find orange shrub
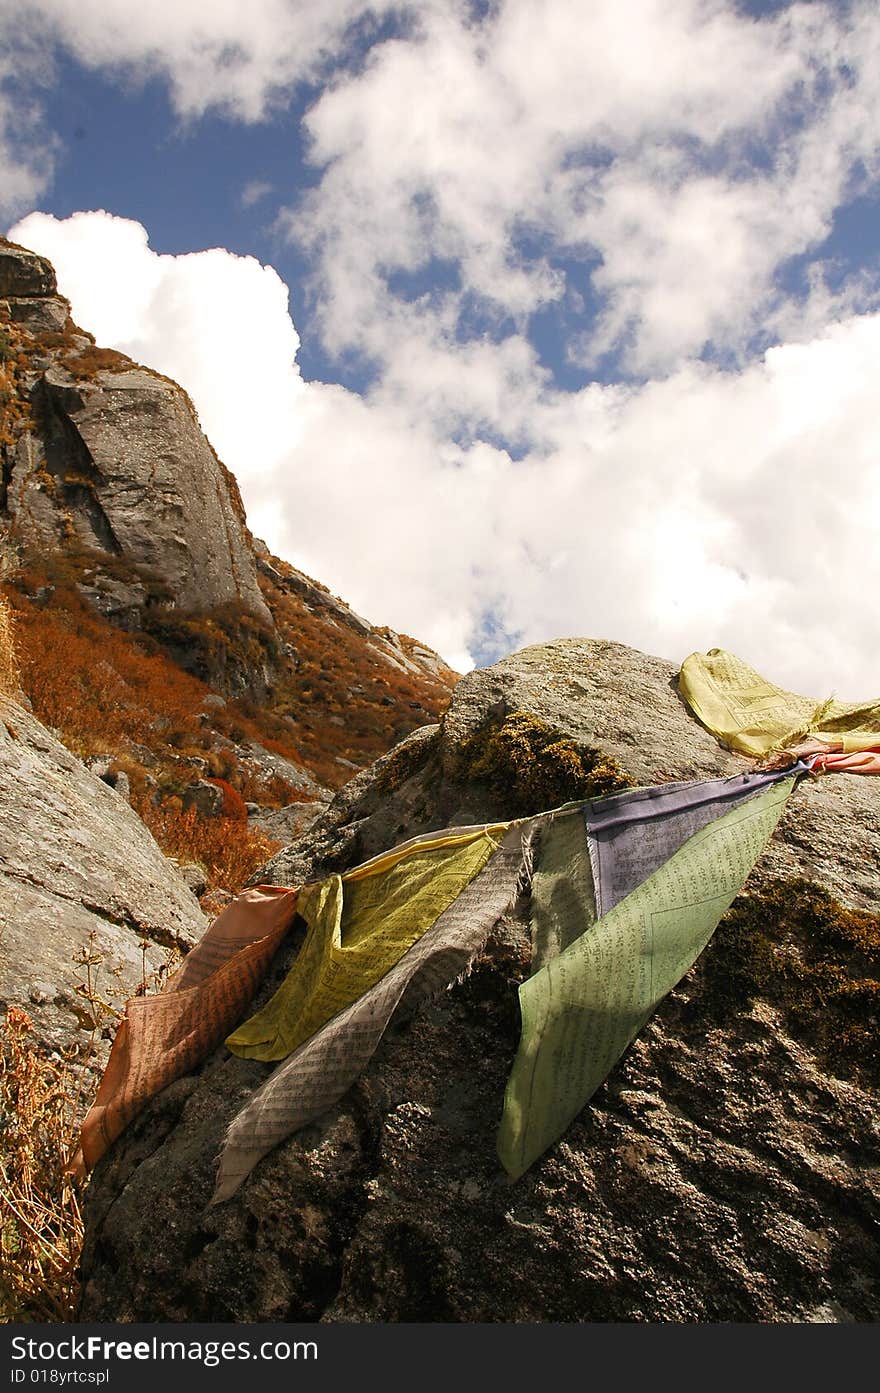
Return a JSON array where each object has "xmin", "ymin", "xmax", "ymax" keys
[
  {"xmin": 205, "ymin": 777, "xmax": 248, "ymax": 822},
  {"xmin": 61, "ymin": 346, "xmax": 133, "ymax": 380},
  {"xmin": 9, "ymin": 582, "xmax": 205, "ymax": 757},
  {"xmin": 137, "ymin": 799, "xmax": 281, "ymax": 894}
]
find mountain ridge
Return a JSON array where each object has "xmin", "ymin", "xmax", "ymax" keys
[{"xmin": 0, "ymin": 234, "xmax": 458, "ymax": 901}]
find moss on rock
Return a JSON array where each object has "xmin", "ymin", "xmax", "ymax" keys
[
  {"xmin": 376, "ymin": 728, "xmax": 440, "ymax": 795},
  {"xmin": 452, "ymin": 709, "xmax": 634, "ymax": 817},
  {"xmin": 697, "ymin": 877, "xmax": 880, "ymax": 1085}
]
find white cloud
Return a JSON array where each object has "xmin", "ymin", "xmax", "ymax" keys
[
  {"xmin": 17, "ymin": 0, "xmax": 409, "ymax": 121},
  {"xmin": 240, "ymin": 180, "xmax": 273, "ymax": 209},
  {"xmin": 292, "ymin": 0, "xmax": 880, "ymax": 376},
  {"xmin": 9, "ymin": 2, "xmax": 880, "ymax": 381},
  {"xmin": 0, "ymin": 106, "xmax": 54, "ymax": 224},
  {"xmin": 6, "ymin": 5, "xmax": 880, "ymax": 701},
  {"xmin": 9, "ymin": 211, "xmax": 880, "ymax": 703},
  {"xmin": 0, "ymin": 20, "xmax": 58, "ymax": 221}
]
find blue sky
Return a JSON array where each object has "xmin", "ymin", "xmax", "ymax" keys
[
  {"xmin": 3, "ymin": 1, "xmax": 880, "ymax": 693},
  {"xmin": 35, "ymin": 52, "xmax": 334, "ymax": 381}
]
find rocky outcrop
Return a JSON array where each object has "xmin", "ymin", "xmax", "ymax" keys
[
  {"xmin": 5, "ymin": 364, "xmax": 271, "ymax": 624},
  {"xmin": 77, "ymin": 639, "xmax": 880, "ymax": 1322},
  {"xmin": 1, "ymin": 234, "xmax": 269, "ymax": 634},
  {"xmin": 0, "ymin": 693, "xmax": 205, "ymax": 1073},
  {"xmin": 1, "ymin": 235, "xmax": 455, "ymax": 773},
  {"xmin": 254, "ymin": 544, "xmax": 371, "ymax": 639},
  {"xmin": 246, "ymin": 797, "xmax": 331, "ymax": 845},
  {"xmin": 0, "ymin": 241, "xmax": 56, "ymax": 299},
  {"xmin": 251, "ymin": 544, "xmax": 459, "ymax": 695}
]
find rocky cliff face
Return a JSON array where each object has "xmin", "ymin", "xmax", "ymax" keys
[
  {"xmin": 77, "ymin": 639, "xmax": 880, "ymax": 1322},
  {"xmin": 1, "ymin": 239, "xmax": 269, "ymax": 626}
]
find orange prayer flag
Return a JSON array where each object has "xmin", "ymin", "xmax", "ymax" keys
[{"xmin": 78, "ymin": 885, "xmax": 297, "ymax": 1171}]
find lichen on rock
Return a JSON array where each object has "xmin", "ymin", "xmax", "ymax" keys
[{"xmin": 696, "ymin": 876, "xmax": 880, "ymax": 1085}]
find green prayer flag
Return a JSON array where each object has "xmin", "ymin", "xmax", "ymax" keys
[
  {"xmin": 529, "ymin": 807, "xmax": 597, "ymax": 972},
  {"xmin": 497, "ymin": 776, "xmax": 796, "ymax": 1179}
]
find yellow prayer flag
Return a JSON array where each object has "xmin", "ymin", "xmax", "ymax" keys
[
  {"xmin": 226, "ymin": 825, "xmax": 507, "ymax": 1062},
  {"xmin": 679, "ymin": 649, "xmax": 880, "ymax": 757}
]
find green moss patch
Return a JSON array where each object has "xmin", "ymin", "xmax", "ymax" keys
[
  {"xmin": 453, "ymin": 709, "xmax": 634, "ymax": 817},
  {"xmin": 696, "ymin": 877, "xmax": 880, "ymax": 1086}
]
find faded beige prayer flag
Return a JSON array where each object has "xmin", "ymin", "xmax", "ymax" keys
[
  {"xmin": 214, "ymin": 823, "xmax": 531, "ymax": 1202},
  {"xmin": 78, "ymin": 885, "xmax": 297, "ymax": 1171}
]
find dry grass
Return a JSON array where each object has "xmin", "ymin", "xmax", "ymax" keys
[
  {"xmin": 0, "ymin": 1008, "xmax": 83, "ymax": 1321},
  {"xmin": 0, "ymin": 927, "xmax": 179, "ymax": 1323},
  {"xmin": 9, "ymin": 579, "xmax": 206, "ymax": 756},
  {"xmin": 0, "ymin": 593, "xmax": 17, "ymax": 696},
  {"xmin": 60, "ymin": 346, "xmax": 133, "ymax": 380}
]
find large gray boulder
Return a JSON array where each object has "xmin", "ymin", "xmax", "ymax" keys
[
  {"xmin": 77, "ymin": 640, "xmax": 879, "ymax": 1322},
  {"xmin": 0, "ymin": 694, "xmax": 205, "ymax": 1073},
  {"xmin": 265, "ymin": 638, "xmax": 879, "ymax": 912}
]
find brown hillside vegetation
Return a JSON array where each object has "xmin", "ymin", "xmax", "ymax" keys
[
  {"xmin": 252, "ymin": 559, "xmax": 457, "ymax": 786},
  {"xmin": 4, "ymin": 548, "xmax": 456, "ymax": 789},
  {"xmin": 3, "ymin": 572, "xmax": 283, "ymax": 896},
  {"xmin": 2, "ymin": 547, "xmax": 457, "ymax": 899}
]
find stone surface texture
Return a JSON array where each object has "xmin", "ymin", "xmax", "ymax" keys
[
  {"xmin": 0, "ymin": 694, "xmax": 205, "ymax": 1069},
  {"xmin": 78, "ymin": 640, "xmax": 880, "ymax": 1322},
  {"xmin": 6, "ymin": 364, "xmax": 270, "ymax": 623},
  {"xmin": 0, "ymin": 242, "xmax": 56, "ymax": 298}
]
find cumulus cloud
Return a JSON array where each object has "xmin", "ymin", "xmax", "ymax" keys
[
  {"xmin": 8, "ymin": 2, "xmax": 880, "ymax": 378},
  {"xmin": 6, "ymin": 4, "xmax": 880, "ymax": 697},
  {"xmin": 291, "ymin": 0, "xmax": 880, "ymax": 379},
  {"xmin": 17, "ymin": 0, "xmax": 408, "ymax": 121},
  {"xmin": 10, "ymin": 211, "xmax": 880, "ymax": 700}
]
